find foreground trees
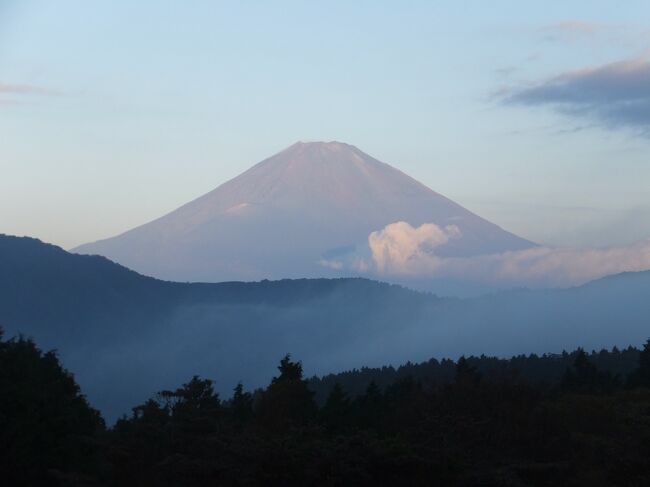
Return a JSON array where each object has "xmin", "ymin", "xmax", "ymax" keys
[
  {"xmin": 628, "ymin": 338, "xmax": 650, "ymax": 388},
  {"xmin": 106, "ymin": 350, "xmax": 650, "ymax": 486},
  {"xmin": 0, "ymin": 329, "xmax": 104, "ymax": 485},
  {"xmin": 4, "ymin": 329, "xmax": 650, "ymax": 485}
]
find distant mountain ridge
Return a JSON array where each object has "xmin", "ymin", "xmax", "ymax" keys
[
  {"xmin": 1, "ymin": 234, "xmax": 436, "ymax": 419},
  {"xmin": 3, "ymin": 234, "xmax": 650, "ymax": 421},
  {"xmin": 73, "ymin": 141, "xmax": 535, "ymax": 282},
  {"xmin": 1, "ymin": 234, "xmax": 426, "ymax": 345}
]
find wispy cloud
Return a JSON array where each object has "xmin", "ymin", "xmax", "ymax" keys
[
  {"xmin": 0, "ymin": 98, "xmax": 25, "ymax": 106},
  {"xmin": 538, "ymin": 20, "xmax": 644, "ymax": 46},
  {"xmin": 542, "ymin": 21, "xmax": 609, "ymax": 40},
  {"xmin": 0, "ymin": 81, "xmax": 61, "ymax": 105},
  {"xmin": 498, "ymin": 55, "xmax": 650, "ymax": 134},
  {"xmin": 358, "ymin": 222, "xmax": 650, "ymax": 288},
  {"xmin": 318, "ymin": 259, "xmax": 344, "ymax": 270}
]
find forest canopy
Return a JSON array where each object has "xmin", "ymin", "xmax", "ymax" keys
[{"xmin": 3, "ymin": 328, "xmax": 650, "ymax": 486}]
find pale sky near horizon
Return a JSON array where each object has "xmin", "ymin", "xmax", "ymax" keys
[{"xmin": 2, "ymin": 1, "xmax": 650, "ymax": 250}]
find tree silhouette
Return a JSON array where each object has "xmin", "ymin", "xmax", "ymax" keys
[
  {"xmin": 627, "ymin": 338, "xmax": 650, "ymax": 388},
  {"xmin": 159, "ymin": 376, "xmax": 222, "ymax": 439},
  {"xmin": 0, "ymin": 329, "xmax": 104, "ymax": 484},
  {"xmin": 161, "ymin": 376, "xmax": 221, "ymax": 416},
  {"xmin": 255, "ymin": 354, "xmax": 316, "ymax": 431},
  {"xmin": 356, "ymin": 380, "xmax": 384, "ymax": 429},
  {"xmin": 455, "ymin": 356, "xmax": 482, "ymax": 386},
  {"xmin": 561, "ymin": 348, "xmax": 618, "ymax": 393},
  {"xmin": 320, "ymin": 383, "xmax": 352, "ymax": 432},
  {"xmin": 230, "ymin": 381, "xmax": 253, "ymax": 423}
]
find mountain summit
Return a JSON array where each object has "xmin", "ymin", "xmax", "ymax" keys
[{"xmin": 73, "ymin": 142, "xmax": 535, "ymax": 282}]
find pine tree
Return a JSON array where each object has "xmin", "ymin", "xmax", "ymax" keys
[
  {"xmin": 455, "ymin": 356, "xmax": 481, "ymax": 386},
  {"xmin": 158, "ymin": 376, "xmax": 221, "ymax": 440},
  {"xmin": 255, "ymin": 354, "xmax": 316, "ymax": 431},
  {"xmin": 321, "ymin": 383, "xmax": 351, "ymax": 432},
  {"xmin": 562, "ymin": 349, "xmax": 618, "ymax": 393},
  {"xmin": 627, "ymin": 338, "xmax": 650, "ymax": 388},
  {"xmin": 231, "ymin": 382, "xmax": 253, "ymax": 422},
  {"xmin": 355, "ymin": 380, "xmax": 384, "ymax": 429}
]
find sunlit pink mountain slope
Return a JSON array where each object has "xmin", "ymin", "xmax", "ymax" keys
[{"xmin": 73, "ymin": 141, "xmax": 535, "ymax": 281}]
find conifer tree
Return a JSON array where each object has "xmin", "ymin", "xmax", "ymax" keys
[
  {"xmin": 231, "ymin": 381, "xmax": 253, "ymax": 422},
  {"xmin": 627, "ymin": 338, "xmax": 650, "ymax": 388},
  {"xmin": 455, "ymin": 356, "xmax": 481, "ymax": 386},
  {"xmin": 562, "ymin": 349, "xmax": 618, "ymax": 393},
  {"xmin": 0, "ymin": 329, "xmax": 104, "ymax": 484},
  {"xmin": 321, "ymin": 383, "xmax": 351, "ymax": 432},
  {"xmin": 255, "ymin": 354, "xmax": 316, "ymax": 431}
]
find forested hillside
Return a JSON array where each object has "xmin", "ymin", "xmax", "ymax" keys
[{"xmin": 309, "ymin": 346, "xmax": 641, "ymax": 403}]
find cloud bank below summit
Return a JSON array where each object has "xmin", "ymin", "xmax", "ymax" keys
[{"xmin": 329, "ymin": 221, "xmax": 650, "ymax": 288}]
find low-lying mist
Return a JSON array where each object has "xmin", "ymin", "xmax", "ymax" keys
[{"xmin": 57, "ymin": 274, "xmax": 650, "ymax": 422}]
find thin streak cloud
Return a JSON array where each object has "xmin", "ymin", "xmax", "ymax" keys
[
  {"xmin": 542, "ymin": 20, "xmax": 607, "ymax": 39},
  {"xmin": 0, "ymin": 82, "xmax": 60, "ymax": 96}
]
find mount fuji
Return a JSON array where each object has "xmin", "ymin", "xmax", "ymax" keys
[{"xmin": 73, "ymin": 141, "xmax": 535, "ymax": 282}]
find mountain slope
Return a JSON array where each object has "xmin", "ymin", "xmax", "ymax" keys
[{"xmin": 73, "ymin": 141, "xmax": 534, "ymax": 282}]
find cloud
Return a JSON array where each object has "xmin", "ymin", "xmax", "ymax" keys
[
  {"xmin": 445, "ymin": 242, "xmax": 650, "ymax": 287},
  {"xmin": 539, "ymin": 20, "xmax": 643, "ymax": 46},
  {"xmin": 499, "ymin": 55, "xmax": 650, "ymax": 133},
  {"xmin": 318, "ymin": 259, "xmax": 343, "ymax": 270},
  {"xmin": 0, "ymin": 82, "xmax": 59, "ymax": 96},
  {"xmin": 541, "ymin": 21, "xmax": 609, "ymax": 41},
  {"xmin": 0, "ymin": 98, "xmax": 24, "ymax": 106},
  {"xmin": 367, "ymin": 221, "xmax": 460, "ymax": 275},
  {"xmin": 365, "ymin": 222, "xmax": 650, "ymax": 288}
]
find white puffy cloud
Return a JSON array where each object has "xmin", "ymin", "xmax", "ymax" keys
[
  {"xmin": 366, "ymin": 221, "xmax": 650, "ymax": 287},
  {"xmin": 367, "ymin": 221, "xmax": 460, "ymax": 275}
]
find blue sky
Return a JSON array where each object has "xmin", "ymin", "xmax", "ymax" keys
[{"xmin": 1, "ymin": 0, "xmax": 650, "ymax": 249}]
